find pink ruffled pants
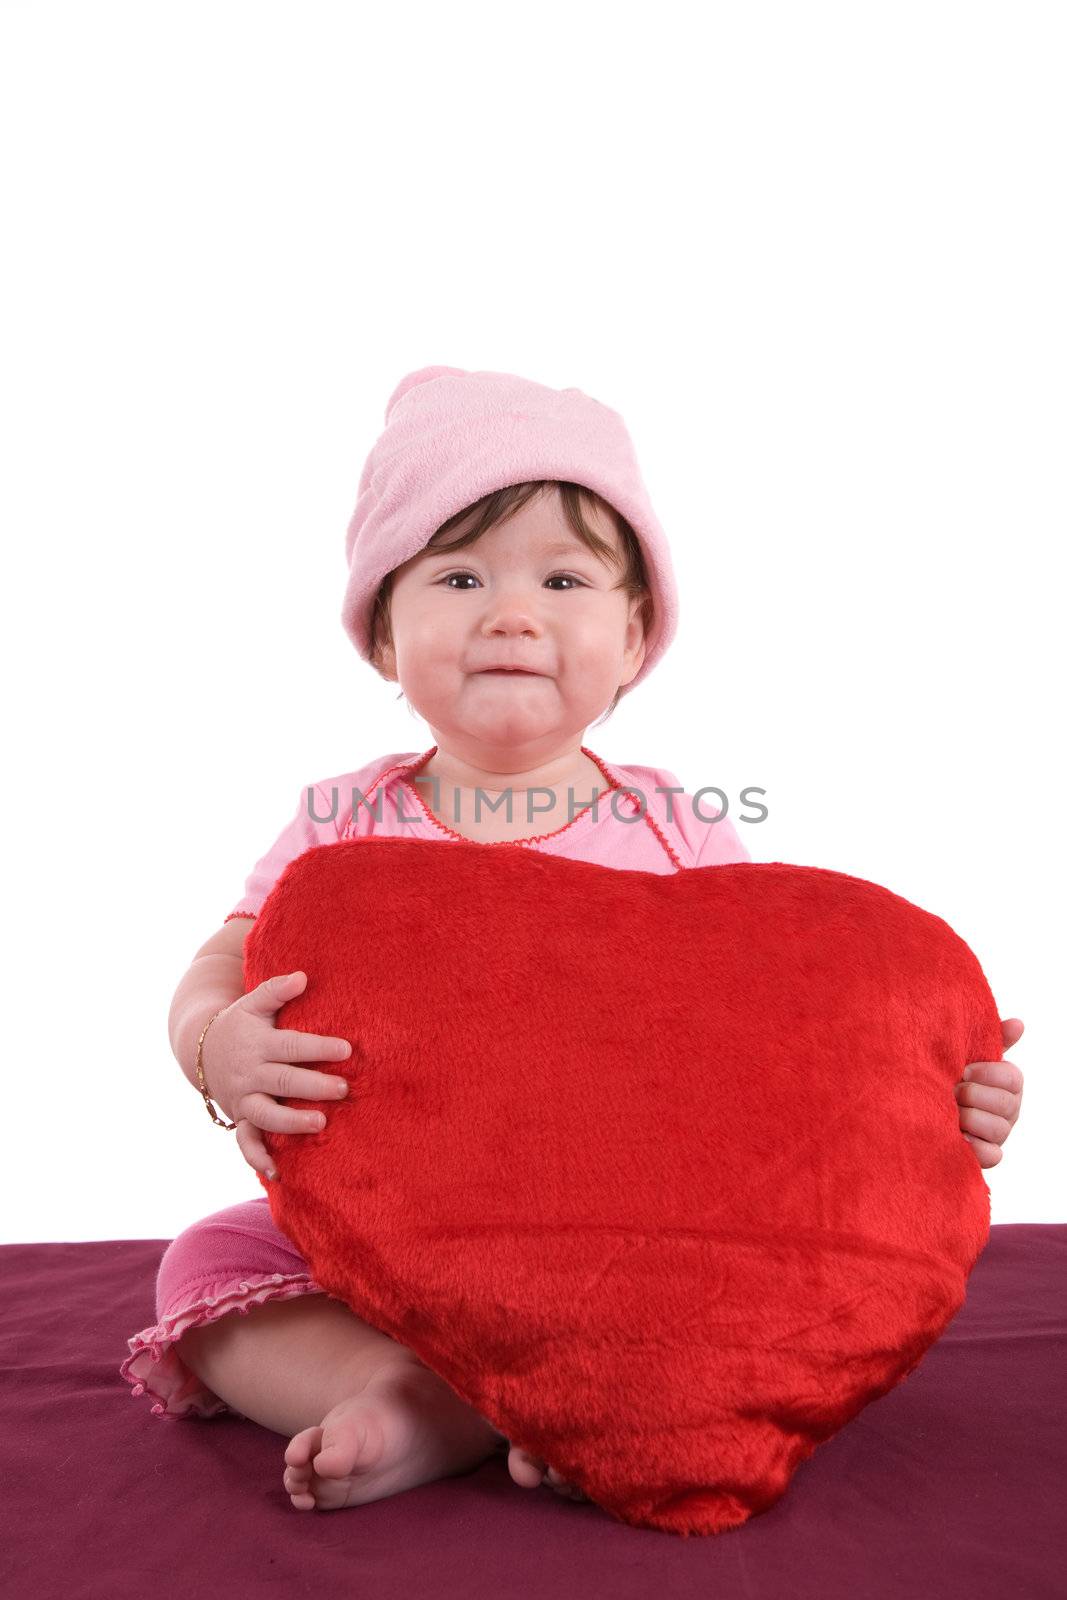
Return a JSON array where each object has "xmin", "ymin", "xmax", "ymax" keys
[{"xmin": 120, "ymin": 1196, "xmax": 331, "ymax": 1419}]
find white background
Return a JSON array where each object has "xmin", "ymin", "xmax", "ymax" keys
[{"xmin": 2, "ymin": 1, "xmax": 1062, "ymax": 1241}]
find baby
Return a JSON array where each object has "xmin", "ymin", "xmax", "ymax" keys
[{"xmin": 122, "ymin": 367, "xmax": 1022, "ymax": 1515}]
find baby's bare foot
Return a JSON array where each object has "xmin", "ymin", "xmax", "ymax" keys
[
  {"xmin": 507, "ymin": 1445, "xmax": 589, "ymax": 1502},
  {"xmin": 283, "ymin": 1356, "xmax": 504, "ymax": 1511}
]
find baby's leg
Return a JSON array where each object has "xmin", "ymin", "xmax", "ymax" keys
[
  {"xmin": 123, "ymin": 1198, "xmax": 581, "ymax": 1508},
  {"xmin": 180, "ymin": 1290, "xmax": 507, "ymax": 1510},
  {"xmin": 178, "ymin": 1288, "xmax": 428, "ymax": 1434}
]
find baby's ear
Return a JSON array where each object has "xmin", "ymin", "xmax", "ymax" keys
[
  {"xmin": 372, "ymin": 640, "xmax": 399, "ymax": 682},
  {"xmin": 622, "ymin": 605, "xmax": 647, "ymax": 682}
]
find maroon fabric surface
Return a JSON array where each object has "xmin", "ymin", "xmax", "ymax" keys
[{"xmin": 1, "ymin": 1223, "xmax": 1064, "ymax": 1599}]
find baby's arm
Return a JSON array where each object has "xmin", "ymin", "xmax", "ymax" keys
[
  {"xmin": 168, "ymin": 918, "xmax": 353, "ymax": 1177},
  {"xmin": 168, "ymin": 918, "xmax": 249, "ymax": 1093}
]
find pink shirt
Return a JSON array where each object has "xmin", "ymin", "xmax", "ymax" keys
[{"xmin": 224, "ymin": 744, "xmax": 753, "ymax": 923}]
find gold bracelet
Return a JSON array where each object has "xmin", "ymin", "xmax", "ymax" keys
[{"xmin": 195, "ymin": 1009, "xmax": 237, "ymax": 1129}]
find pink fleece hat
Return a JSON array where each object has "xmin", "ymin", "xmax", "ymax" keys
[{"xmin": 342, "ymin": 366, "xmax": 679, "ymax": 696}]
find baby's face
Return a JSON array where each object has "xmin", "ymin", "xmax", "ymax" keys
[{"xmin": 377, "ymin": 493, "xmax": 645, "ymax": 756}]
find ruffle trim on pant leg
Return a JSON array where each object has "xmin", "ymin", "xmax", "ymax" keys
[{"xmin": 119, "ymin": 1271, "xmax": 324, "ymax": 1419}]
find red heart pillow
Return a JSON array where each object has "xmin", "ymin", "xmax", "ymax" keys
[{"xmin": 244, "ymin": 838, "xmax": 998, "ymax": 1536}]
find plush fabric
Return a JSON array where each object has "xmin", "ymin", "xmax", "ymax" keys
[{"xmin": 243, "ymin": 837, "xmax": 1000, "ymax": 1537}]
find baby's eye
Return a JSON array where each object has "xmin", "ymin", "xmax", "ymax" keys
[{"xmin": 439, "ymin": 572, "xmax": 585, "ymax": 590}]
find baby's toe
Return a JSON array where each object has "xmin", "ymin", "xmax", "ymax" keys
[
  {"xmin": 545, "ymin": 1466, "xmax": 587, "ymax": 1501},
  {"xmin": 284, "ymin": 1424, "xmax": 322, "ymax": 1470},
  {"xmin": 283, "ymin": 1425, "xmax": 323, "ymax": 1510},
  {"xmin": 283, "ymin": 1467, "xmax": 316, "ymax": 1511},
  {"xmin": 507, "ymin": 1446, "xmax": 546, "ymax": 1488}
]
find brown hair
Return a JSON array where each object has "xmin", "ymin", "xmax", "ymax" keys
[{"xmin": 369, "ymin": 480, "xmax": 652, "ymax": 725}]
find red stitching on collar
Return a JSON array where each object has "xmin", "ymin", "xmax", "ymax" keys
[{"xmin": 350, "ymin": 744, "xmax": 682, "ymax": 868}]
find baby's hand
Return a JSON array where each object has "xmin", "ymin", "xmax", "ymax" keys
[
  {"xmin": 954, "ymin": 1016, "xmax": 1025, "ymax": 1169},
  {"xmin": 200, "ymin": 970, "xmax": 352, "ymax": 1179}
]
